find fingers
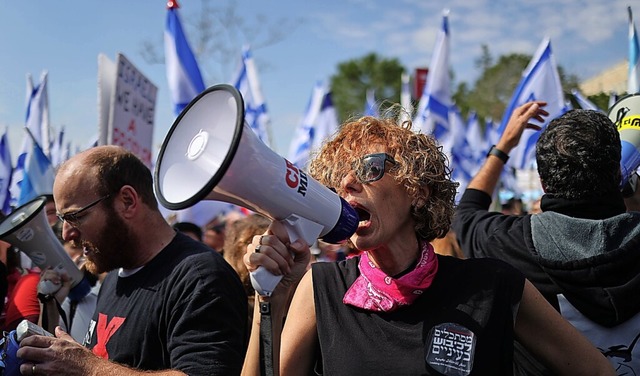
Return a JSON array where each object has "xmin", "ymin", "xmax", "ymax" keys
[
  {"xmin": 54, "ymin": 326, "xmax": 74, "ymax": 341},
  {"xmin": 40, "ymin": 269, "xmax": 62, "ymax": 284},
  {"xmin": 245, "ymin": 233, "xmax": 293, "ymax": 275}
]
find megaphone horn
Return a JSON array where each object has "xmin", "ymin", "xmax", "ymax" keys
[
  {"xmin": 154, "ymin": 84, "xmax": 358, "ymax": 296},
  {"xmin": 608, "ymin": 93, "xmax": 640, "ymax": 188},
  {"xmin": 0, "ymin": 196, "xmax": 90, "ymax": 299}
]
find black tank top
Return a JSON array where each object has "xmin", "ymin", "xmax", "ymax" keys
[{"xmin": 311, "ymin": 255, "xmax": 524, "ymax": 375}]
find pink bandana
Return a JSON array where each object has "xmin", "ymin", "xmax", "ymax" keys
[{"xmin": 343, "ymin": 241, "xmax": 439, "ymax": 312}]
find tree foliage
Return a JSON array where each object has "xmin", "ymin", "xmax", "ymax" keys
[
  {"xmin": 329, "ymin": 53, "xmax": 405, "ymax": 123},
  {"xmin": 330, "ymin": 46, "xmax": 582, "ymax": 128},
  {"xmin": 453, "ymin": 45, "xmax": 580, "ymax": 122}
]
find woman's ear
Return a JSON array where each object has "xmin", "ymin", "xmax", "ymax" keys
[{"xmin": 412, "ymin": 187, "xmax": 429, "ymax": 209}]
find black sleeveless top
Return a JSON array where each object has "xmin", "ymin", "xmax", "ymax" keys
[{"xmin": 311, "ymin": 255, "xmax": 525, "ymax": 376}]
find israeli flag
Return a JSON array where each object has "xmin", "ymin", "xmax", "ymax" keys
[
  {"xmin": 571, "ymin": 89, "xmax": 603, "ymax": 112},
  {"xmin": 364, "ymin": 89, "xmax": 379, "ymax": 117},
  {"xmin": 448, "ymin": 106, "xmax": 471, "ymax": 203},
  {"xmin": 313, "ymin": 91, "xmax": 338, "ymax": 152},
  {"xmin": 49, "ymin": 125, "xmax": 66, "ymax": 168},
  {"xmin": 608, "ymin": 91, "xmax": 618, "ymax": 110},
  {"xmin": 288, "ymin": 81, "xmax": 327, "ymax": 168},
  {"xmin": 484, "ymin": 118, "xmax": 499, "ymax": 154},
  {"xmin": 165, "ymin": 0, "xmax": 205, "ymax": 117},
  {"xmin": 0, "ymin": 129, "xmax": 13, "ymax": 214},
  {"xmin": 465, "ymin": 111, "xmax": 485, "ymax": 171},
  {"xmin": 231, "ymin": 45, "xmax": 272, "ymax": 147},
  {"xmin": 399, "ymin": 72, "xmax": 413, "ymax": 124},
  {"xmin": 629, "ymin": 6, "xmax": 640, "ymax": 94},
  {"xmin": 10, "ymin": 72, "xmax": 49, "ymax": 207},
  {"xmin": 497, "ymin": 38, "xmax": 569, "ymax": 169},
  {"xmin": 18, "ymin": 136, "xmax": 55, "ymax": 206},
  {"xmin": 413, "ymin": 9, "xmax": 452, "ymax": 146}
]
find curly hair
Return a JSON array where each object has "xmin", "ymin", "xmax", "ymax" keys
[
  {"xmin": 536, "ymin": 109, "xmax": 621, "ymax": 199},
  {"xmin": 222, "ymin": 214, "xmax": 271, "ymax": 298},
  {"xmin": 308, "ymin": 116, "xmax": 458, "ymax": 242}
]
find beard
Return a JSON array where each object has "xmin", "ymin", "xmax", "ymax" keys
[{"xmin": 80, "ymin": 205, "xmax": 137, "ymax": 274}]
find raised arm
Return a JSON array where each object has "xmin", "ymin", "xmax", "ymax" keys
[{"xmin": 468, "ymin": 101, "xmax": 548, "ymax": 195}]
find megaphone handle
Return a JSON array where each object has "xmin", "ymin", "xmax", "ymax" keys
[{"xmin": 249, "ymin": 216, "xmax": 324, "ymax": 296}]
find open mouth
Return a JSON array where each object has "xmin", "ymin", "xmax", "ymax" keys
[{"xmin": 354, "ymin": 206, "xmax": 371, "ymax": 225}]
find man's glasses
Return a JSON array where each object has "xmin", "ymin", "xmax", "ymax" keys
[
  {"xmin": 354, "ymin": 153, "xmax": 397, "ymax": 183},
  {"xmin": 56, "ymin": 194, "xmax": 110, "ymax": 227}
]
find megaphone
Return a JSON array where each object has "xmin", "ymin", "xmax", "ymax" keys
[
  {"xmin": 609, "ymin": 93, "xmax": 640, "ymax": 189},
  {"xmin": 154, "ymin": 84, "xmax": 358, "ymax": 296},
  {"xmin": 0, "ymin": 196, "xmax": 90, "ymax": 300}
]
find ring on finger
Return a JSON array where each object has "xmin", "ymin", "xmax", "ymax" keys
[
  {"xmin": 254, "ymin": 245, "xmax": 262, "ymax": 253},
  {"xmin": 32, "ymin": 364, "xmax": 36, "ymax": 375}
]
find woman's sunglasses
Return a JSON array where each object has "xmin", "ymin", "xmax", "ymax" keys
[{"xmin": 354, "ymin": 153, "xmax": 396, "ymax": 183}]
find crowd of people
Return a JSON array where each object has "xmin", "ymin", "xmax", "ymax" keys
[{"xmin": 0, "ymin": 100, "xmax": 635, "ymax": 375}]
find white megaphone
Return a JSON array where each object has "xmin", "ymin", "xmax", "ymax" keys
[
  {"xmin": 609, "ymin": 93, "xmax": 640, "ymax": 189},
  {"xmin": 0, "ymin": 196, "xmax": 90, "ymax": 300},
  {"xmin": 154, "ymin": 84, "xmax": 358, "ymax": 296}
]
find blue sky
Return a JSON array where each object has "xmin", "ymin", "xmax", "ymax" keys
[{"xmin": 0, "ymin": 0, "xmax": 632, "ymax": 160}]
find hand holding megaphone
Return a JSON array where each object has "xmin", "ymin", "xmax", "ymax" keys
[
  {"xmin": 154, "ymin": 85, "xmax": 359, "ymax": 296},
  {"xmin": 38, "ymin": 266, "xmax": 73, "ymax": 303},
  {"xmin": 247, "ymin": 221, "xmax": 313, "ymax": 298}
]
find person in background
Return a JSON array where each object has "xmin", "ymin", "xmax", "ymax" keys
[
  {"xmin": 0, "ymin": 212, "xmax": 18, "ymax": 327},
  {"xmin": 453, "ymin": 102, "xmax": 640, "ymax": 373},
  {"xmin": 172, "ymin": 221, "xmax": 203, "ymax": 242},
  {"xmin": 38, "ymin": 222, "xmax": 104, "ymax": 343},
  {"xmin": 1, "ymin": 195, "xmax": 60, "ymax": 331},
  {"xmin": 501, "ymin": 197, "xmax": 526, "ymax": 216},
  {"xmin": 430, "ymin": 229, "xmax": 464, "ymax": 259},
  {"xmin": 241, "ymin": 114, "xmax": 614, "ymax": 375},
  {"xmin": 42, "ymin": 194, "xmax": 59, "ymax": 226},
  {"xmin": 203, "ymin": 223, "xmax": 226, "ymax": 254},
  {"xmin": 529, "ymin": 197, "xmax": 542, "ymax": 214},
  {"xmin": 18, "ymin": 145, "xmax": 247, "ymax": 376},
  {"xmin": 37, "ymin": 254, "xmax": 101, "ymax": 343},
  {"xmin": 222, "ymin": 213, "xmax": 270, "ymax": 339}
]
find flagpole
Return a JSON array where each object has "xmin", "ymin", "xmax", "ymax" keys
[{"xmin": 23, "ymin": 126, "xmax": 42, "ymax": 151}]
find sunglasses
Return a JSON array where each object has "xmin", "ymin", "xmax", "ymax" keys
[
  {"xmin": 354, "ymin": 153, "xmax": 397, "ymax": 183},
  {"xmin": 56, "ymin": 194, "xmax": 110, "ymax": 227}
]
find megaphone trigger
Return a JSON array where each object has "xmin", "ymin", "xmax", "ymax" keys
[{"xmin": 281, "ymin": 215, "xmax": 325, "ymax": 246}]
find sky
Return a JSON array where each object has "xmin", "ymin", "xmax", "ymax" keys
[{"xmin": 0, "ymin": 0, "xmax": 633, "ymax": 161}]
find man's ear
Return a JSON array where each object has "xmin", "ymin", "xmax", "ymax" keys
[{"xmin": 117, "ymin": 185, "xmax": 139, "ymax": 218}]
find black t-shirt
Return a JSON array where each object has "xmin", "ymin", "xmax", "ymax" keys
[
  {"xmin": 312, "ymin": 255, "xmax": 525, "ymax": 376},
  {"xmin": 84, "ymin": 232, "xmax": 247, "ymax": 375}
]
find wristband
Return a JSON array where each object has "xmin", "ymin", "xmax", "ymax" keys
[{"xmin": 487, "ymin": 145, "xmax": 509, "ymax": 164}]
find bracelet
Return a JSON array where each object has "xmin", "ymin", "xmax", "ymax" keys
[{"xmin": 487, "ymin": 145, "xmax": 509, "ymax": 164}]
